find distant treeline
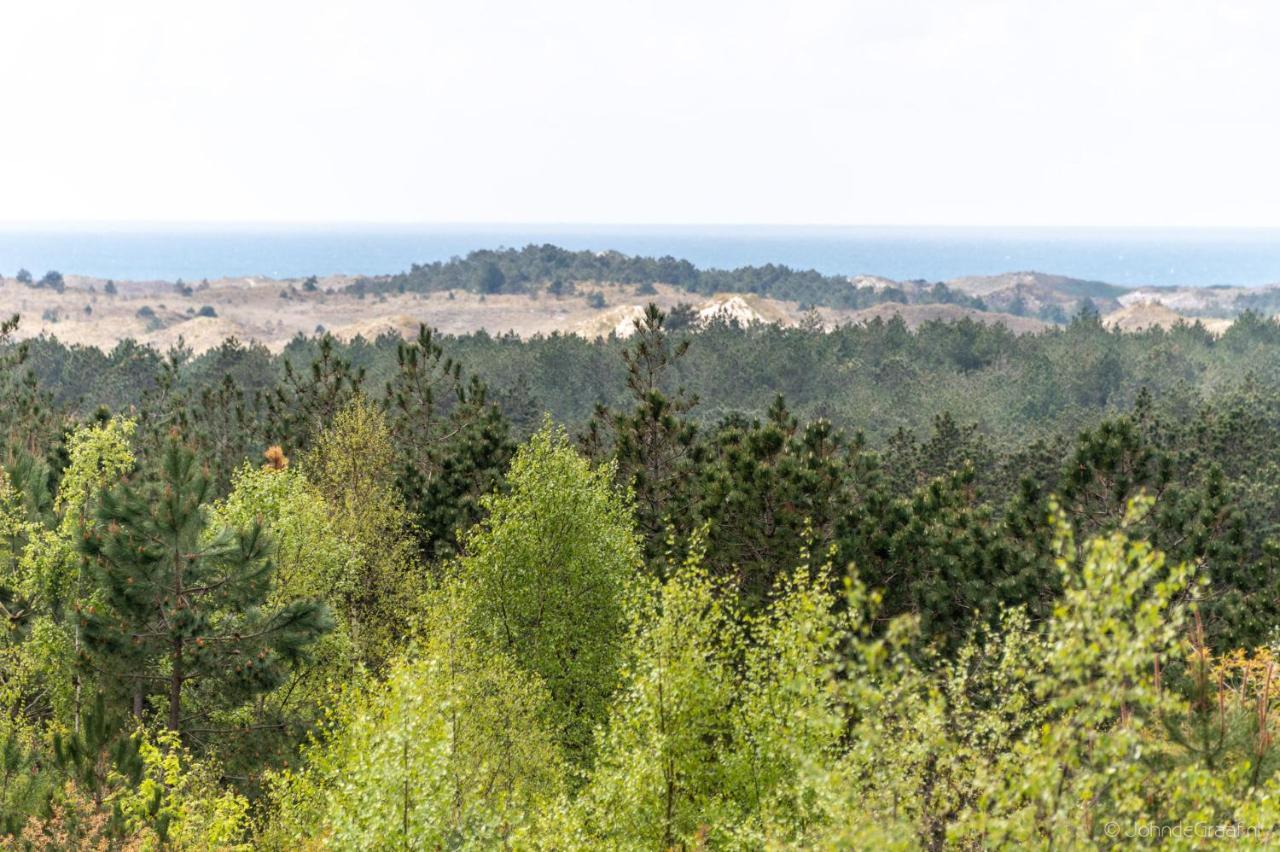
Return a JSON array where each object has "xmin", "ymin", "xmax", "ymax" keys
[
  {"xmin": 17, "ymin": 307, "xmax": 1280, "ymax": 451},
  {"xmin": 348, "ymin": 243, "xmax": 989, "ymax": 311}
]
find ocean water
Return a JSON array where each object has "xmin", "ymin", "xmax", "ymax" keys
[{"xmin": 1, "ymin": 225, "xmax": 1279, "ymax": 287}]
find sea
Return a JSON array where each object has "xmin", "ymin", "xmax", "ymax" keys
[{"xmin": 2, "ymin": 225, "xmax": 1280, "ymax": 287}]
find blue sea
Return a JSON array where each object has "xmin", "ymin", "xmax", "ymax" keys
[{"xmin": 2, "ymin": 225, "xmax": 1280, "ymax": 287}]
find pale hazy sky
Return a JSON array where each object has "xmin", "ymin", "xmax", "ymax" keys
[{"xmin": 3, "ymin": 1, "xmax": 1279, "ymax": 226}]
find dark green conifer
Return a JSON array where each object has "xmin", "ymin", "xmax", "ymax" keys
[
  {"xmin": 264, "ymin": 334, "xmax": 364, "ymax": 451},
  {"xmin": 585, "ymin": 304, "xmax": 699, "ymax": 570},
  {"xmin": 384, "ymin": 325, "xmax": 514, "ymax": 559},
  {"xmin": 79, "ymin": 436, "xmax": 332, "ymax": 734}
]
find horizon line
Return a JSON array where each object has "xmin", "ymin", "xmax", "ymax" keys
[{"xmin": 4, "ymin": 221, "xmax": 1280, "ymax": 233}]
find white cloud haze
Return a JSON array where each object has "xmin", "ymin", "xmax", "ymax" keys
[{"xmin": 1, "ymin": 0, "xmax": 1278, "ymax": 226}]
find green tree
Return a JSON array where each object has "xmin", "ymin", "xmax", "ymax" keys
[
  {"xmin": 836, "ymin": 461, "xmax": 1041, "ymax": 644},
  {"xmin": 50, "ymin": 692, "xmax": 142, "ymax": 814},
  {"xmin": 0, "ymin": 419, "xmax": 137, "ymax": 736},
  {"xmin": 304, "ymin": 397, "xmax": 420, "ymax": 667},
  {"xmin": 260, "ymin": 592, "xmax": 563, "ymax": 850},
  {"xmin": 37, "ymin": 271, "xmax": 65, "ymax": 293},
  {"xmin": 1005, "ymin": 395, "xmax": 1275, "ymax": 647},
  {"xmin": 80, "ymin": 437, "xmax": 333, "ymax": 735},
  {"xmin": 265, "ymin": 334, "xmax": 364, "ymax": 452},
  {"xmin": 208, "ymin": 460, "xmax": 360, "ymax": 785},
  {"xmin": 0, "ymin": 723, "xmax": 54, "ymax": 836},
  {"xmin": 0, "ymin": 315, "xmax": 61, "ymax": 469},
  {"xmin": 475, "ymin": 260, "xmax": 505, "ymax": 294},
  {"xmin": 383, "ymin": 325, "xmax": 513, "ymax": 559},
  {"xmin": 451, "ymin": 424, "xmax": 639, "ymax": 763},
  {"xmin": 547, "ymin": 534, "xmax": 849, "ymax": 848},
  {"xmin": 692, "ymin": 397, "xmax": 853, "ymax": 609},
  {"xmin": 586, "ymin": 304, "xmax": 699, "ymax": 570}
]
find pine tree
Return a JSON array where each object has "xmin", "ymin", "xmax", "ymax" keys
[
  {"xmin": 383, "ymin": 325, "xmax": 513, "ymax": 559},
  {"xmin": 264, "ymin": 334, "xmax": 364, "ymax": 452},
  {"xmin": 409, "ymin": 398, "xmax": 512, "ymax": 560},
  {"xmin": 0, "ymin": 314, "xmax": 62, "ymax": 469},
  {"xmin": 79, "ymin": 436, "xmax": 332, "ymax": 735},
  {"xmin": 838, "ymin": 463, "xmax": 1031, "ymax": 642},
  {"xmin": 0, "ymin": 727, "xmax": 50, "ymax": 836},
  {"xmin": 692, "ymin": 396, "xmax": 852, "ymax": 609},
  {"xmin": 190, "ymin": 373, "xmax": 260, "ymax": 491},
  {"xmin": 585, "ymin": 304, "xmax": 699, "ymax": 570},
  {"xmin": 136, "ymin": 349, "xmax": 262, "ymax": 493},
  {"xmin": 496, "ymin": 372, "xmax": 544, "ymax": 440}
]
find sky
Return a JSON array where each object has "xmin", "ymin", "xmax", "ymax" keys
[{"xmin": 2, "ymin": 0, "xmax": 1279, "ymax": 227}]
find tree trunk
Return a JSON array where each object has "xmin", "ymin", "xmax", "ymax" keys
[
  {"xmin": 169, "ymin": 641, "xmax": 183, "ymax": 732},
  {"xmin": 170, "ymin": 540, "xmax": 185, "ymax": 732}
]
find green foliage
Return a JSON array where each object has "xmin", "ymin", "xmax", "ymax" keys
[
  {"xmin": 261, "ymin": 591, "xmax": 563, "ymax": 849},
  {"xmin": 207, "ymin": 461, "xmax": 359, "ymax": 786},
  {"xmin": 841, "ymin": 463, "xmax": 1039, "ymax": 642},
  {"xmin": 50, "ymin": 693, "xmax": 143, "ymax": 817},
  {"xmin": 1, "ymin": 419, "xmax": 136, "ymax": 732},
  {"xmin": 0, "ymin": 721, "xmax": 54, "ymax": 837},
  {"xmin": 348, "ymin": 244, "xmax": 982, "ymax": 312},
  {"xmin": 586, "ymin": 305, "xmax": 699, "ymax": 569},
  {"xmin": 303, "ymin": 397, "xmax": 420, "ymax": 666},
  {"xmin": 266, "ymin": 334, "xmax": 365, "ymax": 452},
  {"xmin": 80, "ymin": 437, "xmax": 333, "ymax": 734},
  {"xmin": 692, "ymin": 397, "xmax": 853, "ymax": 608},
  {"xmin": 10, "ymin": 270, "xmax": 1280, "ymax": 847},
  {"xmin": 114, "ymin": 729, "xmax": 251, "ymax": 850},
  {"xmin": 451, "ymin": 424, "xmax": 639, "ymax": 763},
  {"xmin": 383, "ymin": 325, "xmax": 513, "ymax": 560},
  {"xmin": 538, "ymin": 532, "xmax": 849, "ymax": 847},
  {"xmin": 0, "ymin": 316, "xmax": 61, "ymax": 470},
  {"xmin": 213, "ymin": 463, "xmax": 352, "ymax": 614},
  {"xmin": 56, "ymin": 418, "xmax": 137, "ymax": 529}
]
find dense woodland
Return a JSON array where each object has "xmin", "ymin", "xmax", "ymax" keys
[{"xmin": 5, "ymin": 304, "xmax": 1280, "ymax": 846}]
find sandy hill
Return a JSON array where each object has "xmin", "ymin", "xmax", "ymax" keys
[
  {"xmin": 1117, "ymin": 285, "xmax": 1252, "ymax": 315},
  {"xmin": 848, "ymin": 274, "xmax": 907, "ymax": 291},
  {"xmin": 1103, "ymin": 302, "xmax": 1233, "ymax": 334},
  {"xmin": 329, "ymin": 314, "xmax": 423, "ymax": 343},
  {"xmin": 574, "ymin": 304, "xmax": 650, "ymax": 338},
  {"xmin": 946, "ymin": 271, "xmax": 1126, "ymax": 299},
  {"xmin": 696, "ymin": 294, "xmax": 788, "ymax": 326},
  {"xmin": 576, "ymin": 294, "xmax": 785, "ymax": 339},
  {"xmin": 943, "ymin": 271, "xmax": 1127, "ymax": 316},
  {"xmin": 844, "ymin": 303, "xmax": 1049, "ymax": 334},
  {"xmin": 1103, "ymin": 302, "xmax": 1186, "ymax": 331},
  {"xmin": 143, "ymin": 316, "xmax": 252, "ymax": 352}
]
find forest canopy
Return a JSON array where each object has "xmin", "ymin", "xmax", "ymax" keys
[{"xmin": 4, "ymin": 306, "xmax": 1280, "ymax": 846}]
